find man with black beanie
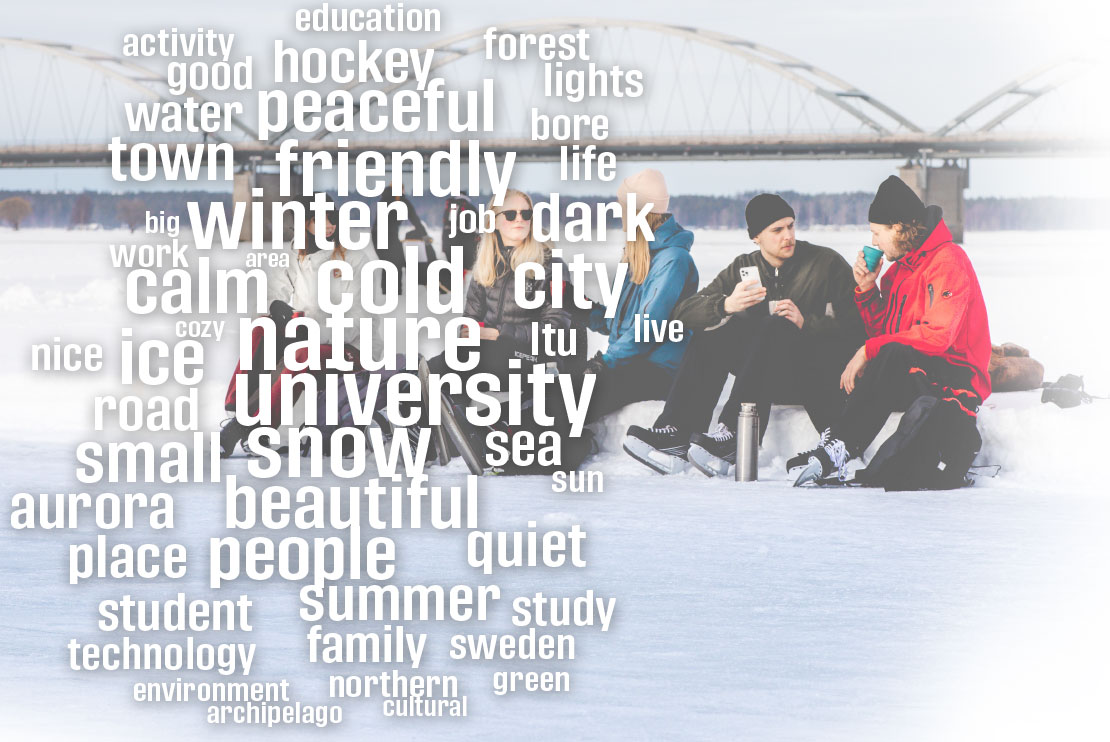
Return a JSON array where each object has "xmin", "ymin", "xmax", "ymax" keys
[
  {"xmin": 372, "ymin": 186, "xmax": 430, "ymax": 293},
  {"xmin": 623, "ymin": 193, "xmax": 864, "ymax": 477},
  {"xmin": 790, "ymin": 176, "xmax": 991, "ymax": 486}
]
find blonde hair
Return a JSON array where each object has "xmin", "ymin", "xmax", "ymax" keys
[
  {"xmin": 891, "ymin": 222, "xmax": 923, "ymax": 256},
  {"xmin": 472, "ymin": 189, "xmax": 548, "ymax": 287},
  {"xmin": 621, "ymin": 211, "xmax": 670, "ymax": 285}
]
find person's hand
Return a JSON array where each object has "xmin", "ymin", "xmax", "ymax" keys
[
  {"xmin": 853, "ymin": 250, "xmax": 883, "ymax": 292},
  {"xmin": 840, "ymin": 345, "xmax": 869, "ymax": 394},
  {"xmin": 772, "ymin": 298, "xmax": 804, "ymax": 329},
  {"xmin": 584, "ymin": 352, "xmax": 607, "ymax": 375},
  {"xmin": 723, "ymin": 279, "xmax": 767, "ymax": 314},
  {"xmin": 479, "ymin": 327, "xmax": 500, "ymax": 341}
]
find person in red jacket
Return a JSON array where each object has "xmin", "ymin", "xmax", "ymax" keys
[{"xmin": 791, "ymin": 175, "xmax": 991, "ymax": 485}]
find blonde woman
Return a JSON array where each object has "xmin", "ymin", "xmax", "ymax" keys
[
  {"xmin": 582, "ymin": 168, "xmax": 698, "ymax": 422},
  {"xmin": 405, "ymin": 189, "xmax": 571, "ymax": 466},
  {"xmin": 427, "ymin": 188, "xmax": 569, "ymax": 377}
]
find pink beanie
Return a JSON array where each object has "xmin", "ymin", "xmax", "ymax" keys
[{"xmin": 617, "ymin": 168, "xmax": 669, "ymax": 214}]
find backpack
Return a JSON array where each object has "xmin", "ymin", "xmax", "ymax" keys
[{"xmin": 855, "ymin": 395, "xmax": 982, "ymax": 491}]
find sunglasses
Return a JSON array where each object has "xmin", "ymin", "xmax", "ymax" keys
[{"xmin": 499, "ymin": 209, "xmax": 533, "ymax": 222}]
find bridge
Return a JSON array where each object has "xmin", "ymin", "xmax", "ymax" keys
[{"xmin": 1, "ymin": 20, "xmax": 1105, "ymax": 239}]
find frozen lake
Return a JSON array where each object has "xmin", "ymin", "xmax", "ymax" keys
[{"xmin": 1, "ymin": 226, "xmax": 1108, "ymax": 740}]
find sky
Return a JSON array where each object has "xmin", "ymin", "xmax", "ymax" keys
[{"xmin": 2, "ymin": 0, "xmax": 1108, "ymax": 197}]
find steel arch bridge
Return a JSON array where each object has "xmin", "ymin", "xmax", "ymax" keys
[{"xmin": 0, "ymin": 20, "xmax": 1105, "ymax": 168}]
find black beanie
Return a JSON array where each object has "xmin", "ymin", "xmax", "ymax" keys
[
  {"xmin": 745, "ymin": 194, "xmax": 796, "ymax": 238},
  {"xmin": 868, "ymin": 176, "xmax": 925, "ymax": 225}
]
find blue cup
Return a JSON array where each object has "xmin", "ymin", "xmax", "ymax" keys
[{"xmin": 862, "ymin": 245, "xmax": 883, "ymax": 272}]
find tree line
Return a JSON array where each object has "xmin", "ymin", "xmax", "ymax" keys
[{"xmin": 0, "ymin": 189, "xmax": 1105, "ymax": 232}]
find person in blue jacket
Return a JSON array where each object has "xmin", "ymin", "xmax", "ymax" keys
[{"xmin": 581, "ymin": 168, "xmax": 699, "ymax": 423}]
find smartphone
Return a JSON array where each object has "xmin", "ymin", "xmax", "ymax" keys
[{"xmin": 739, "ymin": 265, "xmax": 762, "ymax": 290}]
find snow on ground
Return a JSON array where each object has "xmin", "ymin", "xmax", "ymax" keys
[{"xmin": 1, "ymin": 226, "xmax": 1108, "ymax": 740}]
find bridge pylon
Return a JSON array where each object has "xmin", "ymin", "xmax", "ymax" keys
[{"xmin": 898, "ymin": 157, "xmax": 969, "ymax": 242}]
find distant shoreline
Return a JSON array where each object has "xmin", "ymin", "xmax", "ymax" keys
[{"xmin": 1, "ymin": 190, "xmax": 1105, "ymax": 232}]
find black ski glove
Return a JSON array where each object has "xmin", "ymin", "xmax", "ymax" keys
[
  {"xmin": 584, "ymin": 352, "xmax": 608, "ymax": 375},
  {"xmin": 269, "ymin": 300, "xmax": 295, "ymax": 327}
]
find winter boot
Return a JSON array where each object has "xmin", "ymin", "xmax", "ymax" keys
[
  {"xmin": 687, "ymin": 423, "xmax": 737, "ymax": 478},
  {"xmin": 623, "ymin": 424, "xmax": 689, "ymax": 475},
  {"xmin": 792, "ymin": 436, "xmax": 850, "ymax": 487},
  {"xmin": 219, "ymin": 418, "xmax": 253, "ymax": 459}
]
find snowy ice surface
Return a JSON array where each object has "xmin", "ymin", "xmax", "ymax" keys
[{"xmin": 1, "ymin": 227, "xmax": 1108, "ymax": 740}]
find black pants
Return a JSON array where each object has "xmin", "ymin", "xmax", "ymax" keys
[
  {"xmin": 656, "ymin": 314, "xmax": 855, "ymax": 441},
  {"xmin": 552, "ymin": 359, "xmax": 675, "ymax": 426},
  {"xmin": 224, "ymin": 306, "xmax": 359, "ymax": 420},
  {"xmin": 378, "ymin": 250, "xmax": 404, "ymax": 294},
  {"xmin": 427, "ymin": 336, "xmax": 534, "ymax": 385},
  {"xmin": 830, "ymin": 343, "xmax": 975, "ymax": 457},
  {"xmin": 433, "ymin": 340, "xmax": 671, "ymax": 427},
  {"xmin": 428, "ymin": 335, "xmax": 578, "ymax": 448},
  {"xmin": 381, "ymin": 241, "xmax": 443, "ymax": 292},
  {"xmin": 586, "ymin": 360, "xmax": 674, "ymax": 424}
]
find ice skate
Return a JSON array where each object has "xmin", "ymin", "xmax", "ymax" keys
[
  {"xmin": 786, "ymin": 428, "xmax": 832, "ymax": 472},
  {"xmin": 792, "ymin": 436, "xmax": 849, "ymax": 487},
  {"xmin": 623, "ymin": 424, "xmax": 689, "ymax": 475},
  {"xmin": 687, "ymin": 423, "xmax": 736, "ymax": 478}
]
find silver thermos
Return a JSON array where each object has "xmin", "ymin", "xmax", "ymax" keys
[{"xmin": 735, "ymin": 403, "xmax": 759, "ymax": 481}]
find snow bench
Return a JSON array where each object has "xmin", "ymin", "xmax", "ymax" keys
[{"xmin": 587, "ymin": 390, "xmax": 1103, "ymax": 481}]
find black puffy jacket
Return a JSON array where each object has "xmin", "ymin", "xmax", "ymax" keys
[{"xmin": 463, "ymin": 245, "xmax": 571, "ymax": 355}]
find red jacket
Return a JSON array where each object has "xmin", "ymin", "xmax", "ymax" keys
[{"xmin": 854, "ymin": 217, "xmax": 992, "ymax": 401}]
